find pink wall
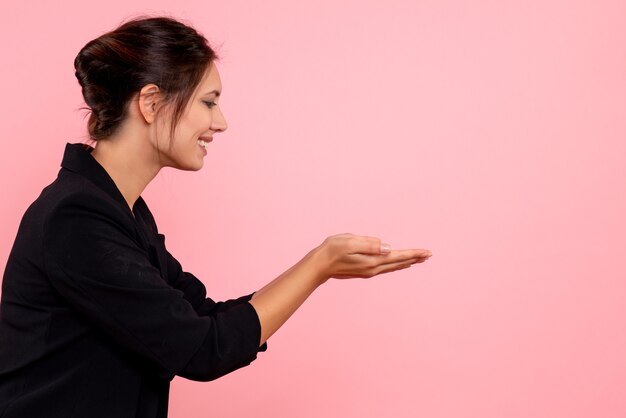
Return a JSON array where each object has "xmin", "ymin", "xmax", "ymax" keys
[{"xmin": 2, "ymin": 1, "xmax": 626, "ymax": 417}]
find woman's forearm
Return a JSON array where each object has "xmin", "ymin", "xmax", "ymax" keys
[{"xmin": 250, "ymin": 247, "xmax": 327, "ymax": 346}]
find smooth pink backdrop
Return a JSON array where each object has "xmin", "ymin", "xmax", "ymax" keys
[{"xmin": 1, "ymin": 1, "xmax": 625, "ymax": 417}]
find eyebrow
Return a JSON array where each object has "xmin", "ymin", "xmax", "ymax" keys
[{"xmin": 204, "ymin": 90, "xmax": 221, "ymax": 97}]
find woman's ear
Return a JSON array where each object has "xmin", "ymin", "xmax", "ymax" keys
[{"xmin": 138, "ymin": 84, "xmax": 162, "ymax": 124}]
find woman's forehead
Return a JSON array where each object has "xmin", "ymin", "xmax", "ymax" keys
[{"xmin": 197, "ymin": 62, "xmax": 222, "ymax": 96}]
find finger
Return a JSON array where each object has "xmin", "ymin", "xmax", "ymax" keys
[
  {"xmin": 348, "ymin": 236, "xmax": 384, "ymax": 255},
  {"xmin": 380, "ymin": 242, "xmax": 392, "ymax": 254},
  {"xmin": 382, "ymin": 249, "xmax": 432, "ymax": 262},
  {"xmin": 347, "ymin": 253, "xmax": 428, "ymax": 277},
  {"xmin": 346, "ymin": 250, "xmax": 431, "ymax": 272},
  {"xmin": 349, "ymin": 237, "xmax": 431, "ymax": 258},
  {"xmin": 374, "ymin": 255, "xmax": 429, "ymax": 271},
  {"xmin": 369, "ymin": 259, "xmax": 417, "ymax": 277}
]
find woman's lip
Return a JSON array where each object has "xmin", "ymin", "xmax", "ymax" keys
[{"xmin": 199, "ymin": 136, "xmax": 213, "ymax": 142}]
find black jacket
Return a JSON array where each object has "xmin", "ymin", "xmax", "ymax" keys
[{"xmin": 0, "ymin": 143, "xmax": 266, "ymax": 418}]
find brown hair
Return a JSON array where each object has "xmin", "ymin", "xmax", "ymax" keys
[{"xmin": 74, "ymin": 16, "xmax": 218, "ymax": 140}]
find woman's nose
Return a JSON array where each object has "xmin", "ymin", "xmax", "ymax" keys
[{"xmin": 212, "ymin": 105, "xmax": 228, "ymax": 132}]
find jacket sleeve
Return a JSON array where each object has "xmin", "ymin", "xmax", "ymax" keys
[
  {"xmin": 163, "ymin": 245, "xmax": 253, "ymax": 315},
  {"xmin": 42, "ymin": 193, "xmax": 264, "ymax": 382},
  {"xmin": 164, "ymin": 250, "xmax": 268, "ymax": 354}
]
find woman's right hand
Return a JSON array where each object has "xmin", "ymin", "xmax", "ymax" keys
[
  {"xmin": 250, "ymin": 233, "xmax": 431, "ymax": 345},
  {"xmin": 312, "ymin": 233, "xmax": 432, "ymax": 282}
]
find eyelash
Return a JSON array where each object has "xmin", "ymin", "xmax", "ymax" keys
[{"xmin": 203, "ymin": 100, "xmax": 217, "ymax": 109}]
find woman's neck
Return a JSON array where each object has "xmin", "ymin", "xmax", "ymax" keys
[{"xmin": 91, "ymin": 135, "xmax": 161, "ymax": 213}]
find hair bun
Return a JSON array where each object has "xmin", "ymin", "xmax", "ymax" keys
[{"xmin": 74, "ymin": 39, "xmax": 130, "ymax": 140}]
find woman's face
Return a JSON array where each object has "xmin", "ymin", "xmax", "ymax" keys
[{"xmin": 155, "ymin": 61, "xmax": 227, "ymax": 170}]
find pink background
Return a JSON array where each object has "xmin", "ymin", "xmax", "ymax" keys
[{"xmin": 2, "ymin": 1, "xmax": 625, "ymax": 417}]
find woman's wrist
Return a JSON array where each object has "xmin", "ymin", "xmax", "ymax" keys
[{"xmin": 305, "ymin": 245, "xmax": 331, "ymax": 287}]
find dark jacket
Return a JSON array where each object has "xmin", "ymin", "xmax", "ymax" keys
[{"xmin": 0, "ymin": 143, "xmax": 266, "ymax": 418}]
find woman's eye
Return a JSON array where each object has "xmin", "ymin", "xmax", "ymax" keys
[{"xmin": 203, "ymin": 100, "xmax": 217, "ymax": 109}]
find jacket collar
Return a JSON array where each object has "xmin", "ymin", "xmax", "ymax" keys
[{"xmin": 60, "ymin": 142, "xmax": 133, "ymax": 212}]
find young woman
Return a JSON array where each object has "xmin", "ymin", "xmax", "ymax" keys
[{"xmin": 0, "ymin": 16, "xmax": 431, "ymax": 418}]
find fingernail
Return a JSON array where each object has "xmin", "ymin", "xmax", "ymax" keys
[
  {"xmin": 380, "ymin": 243, "xmax": 392, "ymax": 254},
  {"xmin": 425, "ymin": 251, "xmax": 432, "ymax": 257}
]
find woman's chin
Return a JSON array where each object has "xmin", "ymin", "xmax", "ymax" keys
[
  {"xmin": 165, "ymin": 159, "xmax": 205, "ymax": 172},
  {"xmin": 183, "ymin": 161, "xmax": 204, "ymax": 171}
]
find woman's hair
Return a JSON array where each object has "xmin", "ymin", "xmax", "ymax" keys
[{"xmin": 74, "ymin": 16, "xmax": 218, "ymax": 140}]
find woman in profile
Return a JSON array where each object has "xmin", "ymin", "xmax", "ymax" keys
[{"xmin": 0, "ymin": 16, "xmax": 431, "ymax": 418}]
